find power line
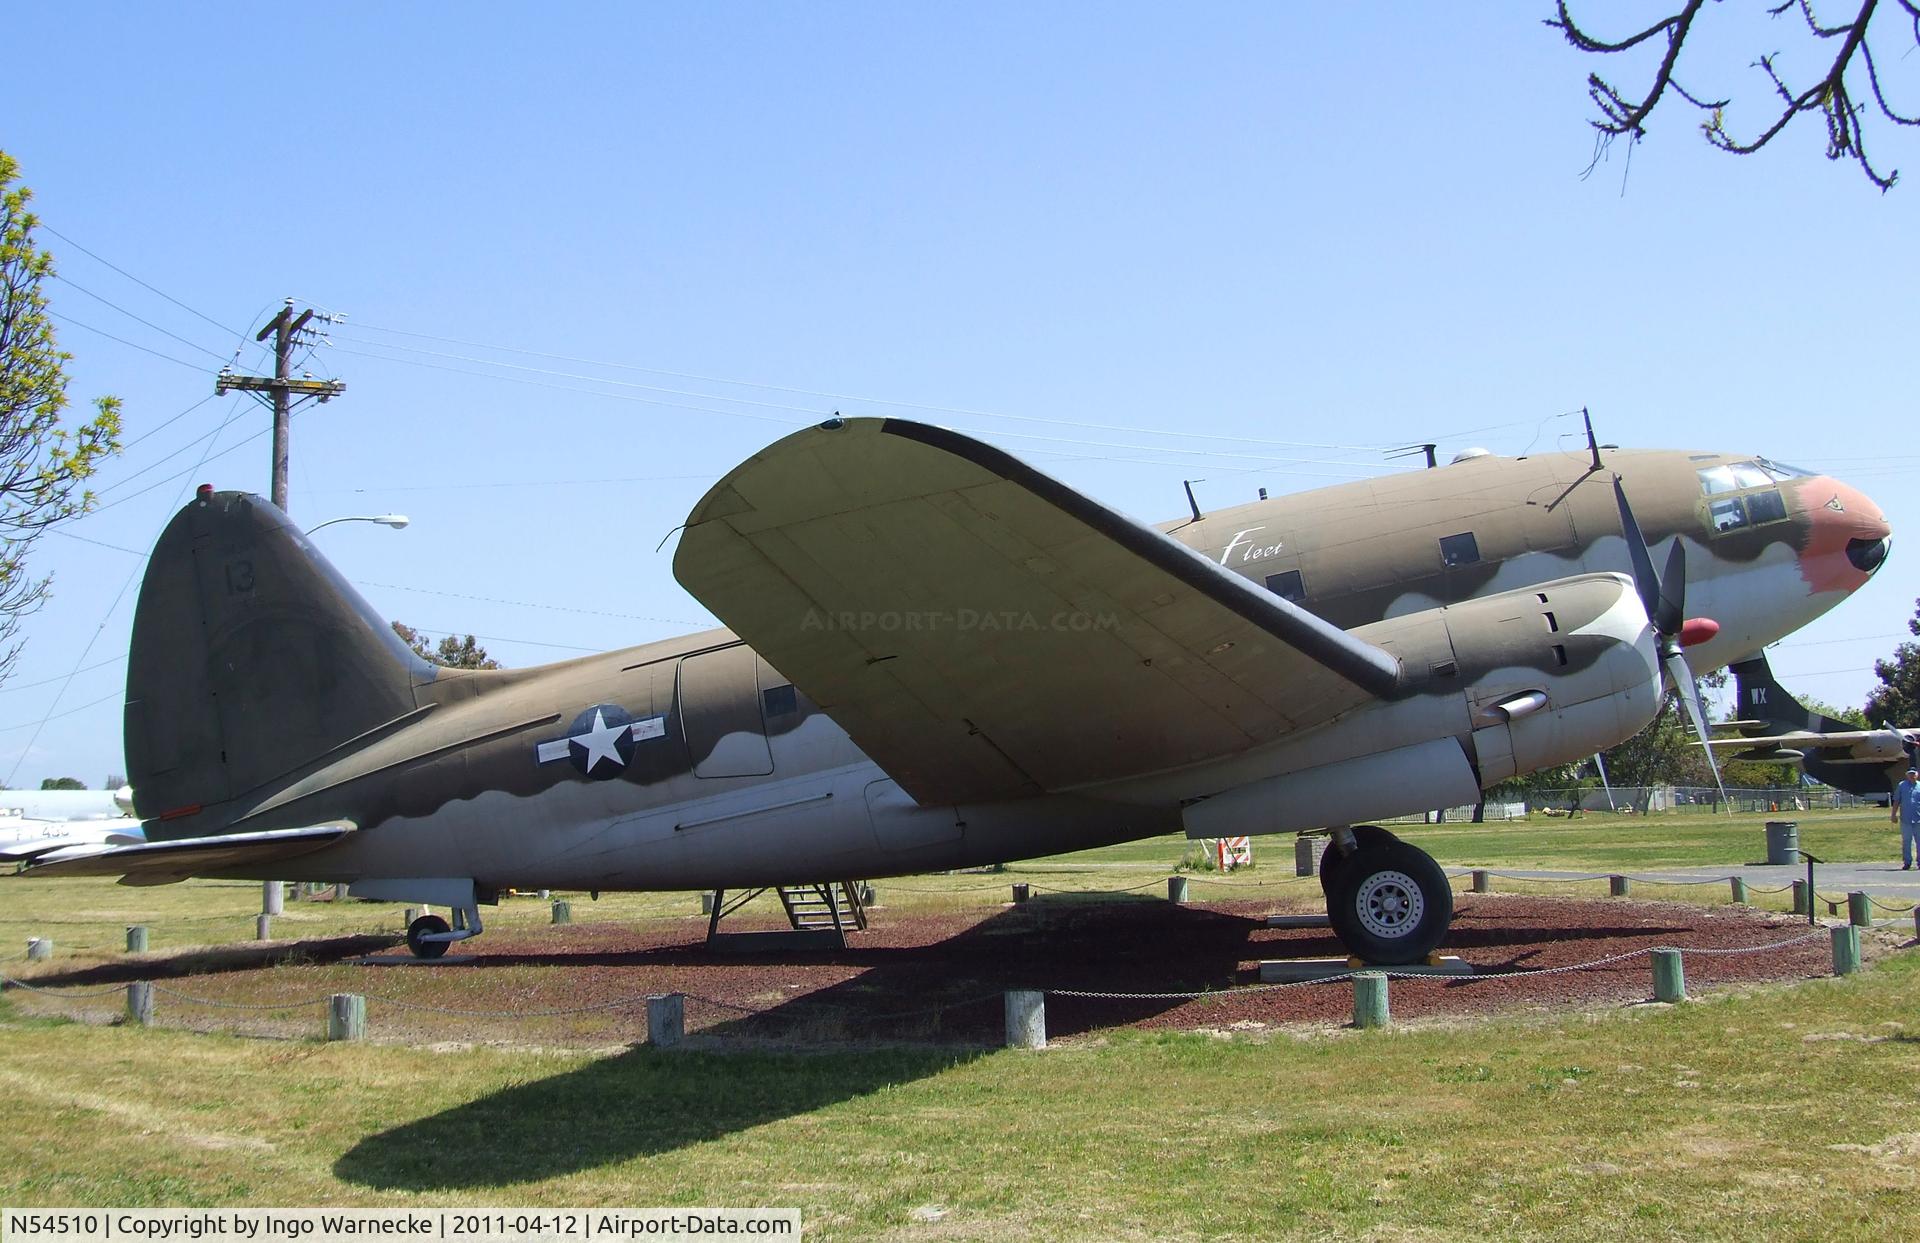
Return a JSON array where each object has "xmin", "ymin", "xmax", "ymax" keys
[
  {"xmin": 47, "ymin": 312, "xmax": 208, "ymax": 372},
  {"xmin": 0, "ymin": 657, "xmax": 125, "ymax": 695},
  {"xmin": 43, "ymin": 528, "xmax": 145, "ymax": 556},
  {"xmin": 4, "ymin": 404, "xmax": 245, "ymax": 784},
  {"xmin": 338, "ymin": 321, "xmax": 1396, "ymax": 454},
  {"xmin": 355, "ymin": 580, "xmax": 709, "ymax": 629},
  {"xmin": 51, "ymin": 274, "xmax": 232, "ymax": 362},
  {"xmin": 39, "ymin": 225, "xmax": 248, "ymax": 345},
  {"xmin": 119, "ymin": 392, "xmax": 220, "ymax": 454},
  {"xmin": 331, "ymin": 340, "xmax": 1402, "ymax": 474}
]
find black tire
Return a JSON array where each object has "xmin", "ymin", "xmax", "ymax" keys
[
  {"xmin": 1315, "ymin": 825, "xmax": 1401, "ymax": 898},
  {"xmin": 406, "ymin": 914, "xmax": 452, "ymax": 960},
  {"xmin": 1323, "ymin": 839, "xmax": 1452, "ymax": 966}
]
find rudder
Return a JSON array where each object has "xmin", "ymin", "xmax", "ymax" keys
[{"xmin": 124, "ymin": 490, "xmax": 432, "ymax": 832}]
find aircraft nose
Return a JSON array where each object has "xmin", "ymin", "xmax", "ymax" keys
[{"xmin": 1794, "ymin": 476, "xmax": 1891, "ymax": 593}]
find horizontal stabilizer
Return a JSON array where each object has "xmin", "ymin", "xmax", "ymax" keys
[{"xmin": 22, "ymin": 823, "xmax": 353, "ymax": 884}]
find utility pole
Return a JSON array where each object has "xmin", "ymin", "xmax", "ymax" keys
[
  {"xmin": 215, "ymin": 300, "xmax": 345, "ymax": 512},
  {"xmin": 213, "ymin": 300, "xmax": 345, "ymax": 917}
]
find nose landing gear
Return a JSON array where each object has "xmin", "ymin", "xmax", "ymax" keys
[{"xmin": 1316, "ymin": 825, "xmax": 1453, "ymax": 965}]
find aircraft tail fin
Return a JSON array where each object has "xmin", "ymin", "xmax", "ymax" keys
[
  {"xmin": 124, "ymin": 490, "xmax": 434, "ymax": 834},
  {"xmin": 1728, "ymin": 653, "xmax": 1833, "ymax": 734}
]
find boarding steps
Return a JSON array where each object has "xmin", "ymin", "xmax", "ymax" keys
[{"xmin": 703, "ymin": 881, "xmax": 868, "ymax": 953}]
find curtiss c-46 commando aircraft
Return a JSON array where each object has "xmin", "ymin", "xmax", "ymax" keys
[{"xmin": 20, "ymin": 418, "xmax": 1892, "ymax": 965}]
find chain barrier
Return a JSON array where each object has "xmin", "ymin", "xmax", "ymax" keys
[
  {"xmin": 149, "ymin": 984, "xmax": 328, "ymax": 1010},
  {"xmin": 1670, "ymin": 928, "xmax": 1832, "ymax": 957},
  {"xmin": 1049, "ymin": 930, "xmax": 1834, "ymax": 1002},
  {"xmin": 1028, "ymin": 879, "xmax": 1167, "ymax": 896},
  {"xmin": 0, "ymin": 976, "xmax": 130, "ymax": 999},
  {"xmin": 1866, "ymin": 895, "xmax": 1918, "ymax": 914},
  {"xmin": 364, "ymin": 992, "xmax": 647, "ymax": 1018}
]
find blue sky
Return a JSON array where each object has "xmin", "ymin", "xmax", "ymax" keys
[{"xmin": 4, "ymin": 3, "xmax": 1915, "ymax": 785}]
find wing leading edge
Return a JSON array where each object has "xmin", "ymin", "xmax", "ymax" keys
[{"xmin": 673, "ymin": 417, "xmax": 1403, "ymax": 804}]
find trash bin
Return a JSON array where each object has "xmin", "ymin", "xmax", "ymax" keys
[{"xmin": 1765, "ymin": 820, "xmax": 1800, "ymax": 866}]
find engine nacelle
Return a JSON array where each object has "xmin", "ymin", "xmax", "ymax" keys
[{"xmin": 1442, "ymin": 573, "xmax": 1665, "ymax": 786}]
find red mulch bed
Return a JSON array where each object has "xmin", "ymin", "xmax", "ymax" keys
[{"xmin": 439, "ymin": 893, "xmax": 1834, "ymax": 1042}]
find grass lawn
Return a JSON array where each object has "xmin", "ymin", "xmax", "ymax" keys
[
  {"xmin": 0, "ymin": 952, "xmax": 1914, "ymax": 1238},
  {"xmin": 1, "ymin": 805, "xmax": 1914, "ymax": 1238}
]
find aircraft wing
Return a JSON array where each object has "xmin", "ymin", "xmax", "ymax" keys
[
  {"xmin": 21, "ymin": 824, "xmax": 352, "ymax": 885},
  {"xmin": 1706, "ymin": 729, "xmax": 1911, "ymax": 762},
  {"xmin": 674, "ymin": 417, "xmax": 1402, "ymax": 804}
]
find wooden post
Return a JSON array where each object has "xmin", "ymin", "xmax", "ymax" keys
[
  {"xmin": 1651, "ymin": 948, "xmax": 1685, "ymax": 1002},
  {"xmin": 699, "ymin": 892, "xmax": 715, "ymax": 914},
  {"xmin": 1167, "ymin": 876, "xmax": 1189, "ymax": 904},
  {"xmin": 1294, "ymin": 837, "xmax": 1318, "ymax": 877},
  {"xmin": 327, "ymin": 993, "xmax": 366, "ymax": 1041},
  {"xmin": 1791, "ymin": 880, "xmax": 1810, "ymax": 917},
  {"xmin": 537, "ymin": 889, "xmax": 551, "ymax": 900},
  {"xmin": 25, "ymin": 938, "xmax": 50, "ymax": 962},
  {"xmin": 645, "ymin": 993, "xmax": 685, "ymax": 1047},
  {"xmin": 1830, "ymin": 925, "xmax": 1861, "ymax": 976},
  {"xmin": 1609, "ymin": 874, "xmax": 1630, "ymax": 898},
  {"xmin": 860, "ymin": 883, "xmax": 877, "ymax": 904},
  {"xmin": 126, "ymin": 981, "xmax": 154, "ymax": 1026},
  {"xmin": 1011, "ymin": 883, "xmax": 1030, "ymax": 904},
  {"xmin": 1729, "ymin": 877, "xmax": 1748, "ymax": 905},
  {"xmin": 1848, "ymin": 892, "xmax": 1871, "ymax": 928},
  {"xmin": 1005, "ymin": 989, "xmax": 1046, "ymax": 1049},
  {"xmin": 1471, "ymin": 869, "xmax": 1490, "ymax": 894},
  {"xmin": 551, "ymin": 900, "xmax": 572, "ymax": 925},
  {"xmin": 125, "ymin": 926, "xmax": 149, "ymax": 954},
  {"xmin": 404, "ymin": 906, "xmax": 422, "ymax": 926},
  {"xmin": 255, "ymin": 914, "xmax": 272, "ymax": 941},
  {"xmin": 1352, "ymin": 972, "xmax": 1390, "ymax": 1029}
]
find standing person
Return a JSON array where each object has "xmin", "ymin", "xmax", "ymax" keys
[{"xmin": 1894, "ymin": 769, "xmax": 1920, "ymax": 870}]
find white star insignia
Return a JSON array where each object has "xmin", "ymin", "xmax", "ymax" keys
[{"xmin": 570, "ymin": 708, "xmax": 628, "ymax": 774}]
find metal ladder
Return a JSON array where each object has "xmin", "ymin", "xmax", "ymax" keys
[{"xmin": 776, "ymin": 882, "xmax": 868, "ymax": 934}]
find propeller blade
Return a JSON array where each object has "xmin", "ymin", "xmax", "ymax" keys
[
  {"xmin": 1657, "ymin": 539, "xmax": 1687, "ymax": 638},
  {"xmin": 1613, "ymin": 478, "xmax": 1662, "ymax": 629},
  {"xmin": 1666, "ymin": 649, "xmax": 1730, "ymax": 810}
]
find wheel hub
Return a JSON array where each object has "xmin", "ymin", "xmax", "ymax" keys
[{"xmin": 1354, "ymin": 869, "xmax": 1424, "ymax": 939}]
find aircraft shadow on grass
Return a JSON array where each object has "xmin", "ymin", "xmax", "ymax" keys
[{"xmin": 333, "ymin": 896, "xmax": 1269, "ymax": 1188}]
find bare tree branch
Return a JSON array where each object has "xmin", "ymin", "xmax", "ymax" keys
[{"xmin": 1553, "ymin": 0, "xmax": 1920, "ymax": 189}]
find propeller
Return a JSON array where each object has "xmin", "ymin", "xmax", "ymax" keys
[{"xmin": 1613, "ymin": 478, "xmax": 1730, "ymax": 808}]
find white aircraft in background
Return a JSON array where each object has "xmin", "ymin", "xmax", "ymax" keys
[{"xmin": 0, "ymin": 786, "xmax": 145, "ymax": 863}]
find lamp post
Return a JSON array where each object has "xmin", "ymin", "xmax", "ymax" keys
[
  {"xmin": 305, "ymin": 514, "xmax": 409, "ymax": 535},
  {"xmin": 259, "ymin": 513, "xmax": 409, "ymax": 915}
]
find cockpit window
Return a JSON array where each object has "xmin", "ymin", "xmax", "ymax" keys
[
  {"xmin": 1746, "ymin": 488, "xmax": 1788, "ymax": 525},
  {"xmin": 1699, "ymin": 459, "xmax": 1805, "ymax": 495},
  {"xmin": 1708, "ymin": 496, "xmax": 1750, "ymax": 532},
  {"xmin": 1697, "ymin": 464, "xmax": 1740, "ymax": 495}
]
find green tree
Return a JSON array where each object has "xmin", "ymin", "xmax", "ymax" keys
[
  {"xmin": 38, "ymin": 776, "xmax": 84, "ymax": 790},
  {"xmin": 1, "ymin": 151, "xmax": 122, "ymax": 687},
  {"xmin": 1865, "ymin": 597, "xmax": 1920, "ymax": 726},
  {"xmin": 1550, "ymin": 0, "xmax": 1920, "ymax": 190},
  {"xmin": 390, "ymin": 621, "xmax": 502, "ymax": 670}
]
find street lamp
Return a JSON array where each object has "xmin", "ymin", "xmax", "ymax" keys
[
  {"xmin": 305, "ymin": 513, "xmax": 410, "ymax": 535},
  {"xmin": 261, "ymin": 510, "xmax": 408, "ymax": 917}
]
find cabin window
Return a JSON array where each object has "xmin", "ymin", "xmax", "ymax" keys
[
  {"xmin": 1709, "ymin": 496, "xmax": 1749, "ymax": 533},
  {"xmin": 762, "ymin": 684, "xmax": 798, "ymax": 717},
  {"xmin": 1439, "ymin": 531, "xmax": 1481, "ymax": 568},
  {"xmin": 1700, "ymin": 459, "xmax": 1796, "ymax": 495},
  {"xmin": 1745, "ymin": 487, "xmax": 1788, "ymax": 525},
  {"xmin": 1756, "ymin": 457, "xmax": 1813, "ymax": 480},
  {"xmin": 1265, "ymin": 569, "xmax": 1306, "ymax": 604}
]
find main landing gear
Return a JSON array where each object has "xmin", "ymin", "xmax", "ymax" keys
[{"xmin": 1315, "ymin": 825, "xmax": 1452, "ymax": 965}]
